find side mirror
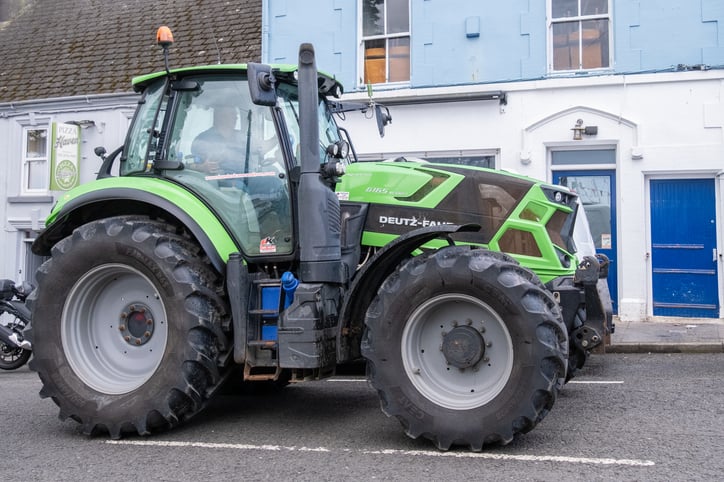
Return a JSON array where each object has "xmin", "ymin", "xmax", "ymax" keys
[
  {"xmin": 375, "ymin": 104, "xmax": 392, "ymax": 137},
  {"xmin": 247, "ymin": 63, "xmax": 277, "ymax": 106},
  {"xmin": 94, "ymin": 146, "xmax": 107, "ymax": 160}
]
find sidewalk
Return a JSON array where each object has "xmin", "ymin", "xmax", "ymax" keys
[{"xmin": 607, "ymin": 316, "xmax": 724, "ymax": 353}]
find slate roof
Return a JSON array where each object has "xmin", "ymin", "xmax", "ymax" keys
[{"xmin": 0, "ymin": 0, "xmax": 261, "ymax": 103}]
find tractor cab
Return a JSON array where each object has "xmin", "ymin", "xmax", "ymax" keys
[{"xmin": 120, "ymin": 66, "xmax": 349, "ymax": 259}]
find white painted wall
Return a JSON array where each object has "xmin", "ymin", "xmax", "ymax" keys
[
  {"xmin": 339, "ymin": 71, "xmax": 724, "ymax": 321},
  {"xmin": 0, "ymin": 93, "xmax": 138, "ymax": 284},
  {"xmin": 2, "ymin": 73, "xmax": 722, "ymax": 321}
]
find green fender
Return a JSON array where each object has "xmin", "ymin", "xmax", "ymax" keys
[
  {"xmin": 337, "ymin": 223, "xmax": 480, "ymax": 362},
  {"xmin": 32, "ymin": 177, "xmax": 237, "ymax": 273}
]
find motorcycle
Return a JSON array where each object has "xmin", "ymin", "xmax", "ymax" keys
[{"xmin": 0, "ymin": 279, "xmax": 32, "ymax": 370}]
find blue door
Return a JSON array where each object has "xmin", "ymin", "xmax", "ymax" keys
[
  {"xmin": 650, "ymin": 179, "xmax": 719, "ymax": 318},
  {"xmin": 553, "ymin": 170, "xmax": 618, "ymax": 314}
]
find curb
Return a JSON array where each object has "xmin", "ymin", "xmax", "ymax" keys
[{"xmin": 607, "ymin": 343, "xmax": 724, "ymax": 354}]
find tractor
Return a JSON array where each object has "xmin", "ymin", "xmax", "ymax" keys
[{"xmin": 27, "ymin": 30, "xmax": 612, "ymax": 451}]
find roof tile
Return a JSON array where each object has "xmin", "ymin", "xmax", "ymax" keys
[{"xmin": 0, "ymin": 0, "xmax": 261, "ymax": 102}]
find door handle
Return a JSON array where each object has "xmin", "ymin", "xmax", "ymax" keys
[{"xmin": 715, "ymin": 248, "xmax": 718, "ymax": 262}]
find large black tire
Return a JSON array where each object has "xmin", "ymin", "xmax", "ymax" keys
[
  {"xmin": 361, "ymin": 246, "xmax": 568, "ymax": 451},
  {"xmin": 27, "ymin": 216, "xmax": 229, "ymax": 438}
]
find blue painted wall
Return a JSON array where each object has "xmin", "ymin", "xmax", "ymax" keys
[{"xmin": 264, "ymin": 0, "xmax": 724, "ymax": 91}]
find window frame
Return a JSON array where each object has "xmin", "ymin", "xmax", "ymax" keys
[
  {"xmin": 355, "ymin": 149, "xmax": 498, "ymax": 169},
  {"xmin": 547, "ymin": 0, "xmax": 613, "ymax": 73},
  {"xmin": 20, "ymin": 123, "xmax": 51, "ymax": 195},
  {"xmin": 358, "ymin": 0, "xmax": 411, "ymax": 87}
]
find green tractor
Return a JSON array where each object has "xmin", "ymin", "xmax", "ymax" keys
[{"xmin": 27, "ymin": 34, "xmax": 611, "ymax": 451}]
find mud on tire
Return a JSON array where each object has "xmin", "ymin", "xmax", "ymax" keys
[
  {"xmin": 361, "ymin": 246, "xmax": 568, "ymax": 451},
  {"xmin": 27, "ymin": 216, "xmax": 229, "ymax": 438}
]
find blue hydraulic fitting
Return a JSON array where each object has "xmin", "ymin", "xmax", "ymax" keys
[{"xmin": 281, "ymin": 271, "xmax": 299, "ymax": 308}]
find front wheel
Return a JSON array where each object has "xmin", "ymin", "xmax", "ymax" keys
[
  {"xmin": 28, "ymin": 216, "xmax": 229, "ymax": 438},
  {"xmin": 362, "ymin": 247, "xmax": 568, "ymax": 451}
]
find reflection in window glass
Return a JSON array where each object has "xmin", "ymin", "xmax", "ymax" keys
[
  {"xmin": 429, "ymin": 155, "xmax": 495, "ymax": 169},
  {"xmin": 581, "ymin": 0, "xmax": 607, "ymax": 15},
  {"xmin": 499, "ymin": 229, "xmax": 542, "ymax": 257},
  {"xmin": 26, "ymin": 129, "xmax": 47, "ymax": 157},
  {"xmin": 122, "ymin": 81, "xmax": 166, "ymax": 175},
  {"xmin": 552, "ymin": 0, "xmax": 577, "ymax": 17},
  {"xmin": 581, "ymin": 19, "xmax": 609, "ymax": 69},
  {"xmin": 362, "ymin": 0, "xmax": 410, "ymax": 84},
  {"xmin": 363, "ymin": 0, "xmax": 384, "ymax": 36},
  {"xmin": 364, "ymin": 38, "xmax": 386, "ymax": 84},
  {"xmin": 387, "ymin": 0, "xmax": 409, "ymax": 34},
  {"xmin": 388, "ymin": 37, "xmax": 410, "ymax": 82},
  {"xmin": 550, "ymin": 0, "xmax": 610, "ymax": 71},
  {"xmin": 559, "ymin": 175, "xmax": 611, "ymax": 249},
  {"xmin": 162, "ymin": 75, "xmax": 292, "ymax": 257},
  {"xmin": 23, "ymin": 127, "xmax": 48, "ymax": 192}
]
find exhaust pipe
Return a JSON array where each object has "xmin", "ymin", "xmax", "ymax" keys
[
  {"xmin": 0, "ymin": 324, "xmax": 31, "ymax": 350},
  {"xmin": 296, "ymin": 43, "xmax": 343, "ymax": 283}
]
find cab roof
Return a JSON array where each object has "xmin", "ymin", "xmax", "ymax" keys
[{"xmin": 131, "ymin": 64, "xmax": 343, "ymax": 96}]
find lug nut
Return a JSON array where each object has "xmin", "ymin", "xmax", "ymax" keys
[{"xmin": 119, "ymin": 325, "xmax": 126, "ymax": 331}]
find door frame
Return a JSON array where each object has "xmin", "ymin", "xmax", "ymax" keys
[{"xmin": 645, "ymin": 173, "xmax": 723, "ymax": 318}]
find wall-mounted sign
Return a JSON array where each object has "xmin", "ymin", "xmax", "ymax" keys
[{"xmin": 50, "ymin": 122, "xmax": 80, "ymax": 190}]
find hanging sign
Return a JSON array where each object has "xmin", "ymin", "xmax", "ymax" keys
[{"xmin": 50, "ymin": 122, "xmax": 81, "ymax": 190}]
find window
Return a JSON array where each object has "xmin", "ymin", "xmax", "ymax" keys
[
  {"xmin": 549, "ymin": 0, "xmax": 611, "ymax": 71},
  {"xmin": 356, "ymin": 150, "xmax": 496, "ymax": 168},
  {"xmin": 22, "ymin": 126, "xmax": 49, "ymax": 193},
  {"xmin": 361, "ymin": 0, "xmax": 410, "ymax": 85},
  {"xmin": 122, "ymin": 80, "xmax": 166, "ymax": 175}
]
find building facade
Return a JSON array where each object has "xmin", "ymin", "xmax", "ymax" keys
[
  {"xmin": 264, "ymin": 0, "xmax": 724, "ymax": 321},
  {"xmin": 0, "ymin": 0, "xmax": 262, "ymax": 284},
  {"xmin": 2, "ymin": 1, "xmax": 722, "ymax": 323}
]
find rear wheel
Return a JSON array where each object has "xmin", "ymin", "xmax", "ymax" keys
[
  {"xmin": 0, "ymin": 342, "xmax": 31, "ymax": 370},
  {"xmin": 28, "ymin": 216, "xmax": 229, "ymax": 438},
  {"xmin": 362, "ymin": 246, "xmax": 568, "ymax": 450}
]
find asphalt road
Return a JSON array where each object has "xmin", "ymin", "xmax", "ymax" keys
[{"xmin": 2, "ymin": 353, "xmax": 722, "ymax": 481}]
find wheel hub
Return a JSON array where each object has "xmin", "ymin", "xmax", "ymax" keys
[
  {"xmin": 441, "ymin": 325, "xmax": 485, "ymax": 369},
  {"xmin": 119, "ymin": 303, "xmax": 155, "ymax": 346}
]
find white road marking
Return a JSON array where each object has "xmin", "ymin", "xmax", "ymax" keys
[
  {"xmin": 327, "ymin": 378, "xmax": 626, "ymax": 385},
  {"xmin": 106, "ymin": 440, "xmax": 654, "ymax": 466},
  {"xmin": 568, "ymin": 380, "xmax": 624, "ymax": 384}
]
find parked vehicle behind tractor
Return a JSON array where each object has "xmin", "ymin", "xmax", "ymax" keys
[{"xmin": 27, "ymin": 29, "xmax": 612, "ymax": 450}]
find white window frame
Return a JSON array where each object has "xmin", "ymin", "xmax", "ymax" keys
[
  {"xmin": 20, "ymin": 123, "xmax": 51, "ymax": 195},
  {"xmin": 547, "ymin": 0, "xmax": 613, "ymax": 73},
  {"xmin": 358, "ymin": 0, "xmax": 411, "ymax": 87}
]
